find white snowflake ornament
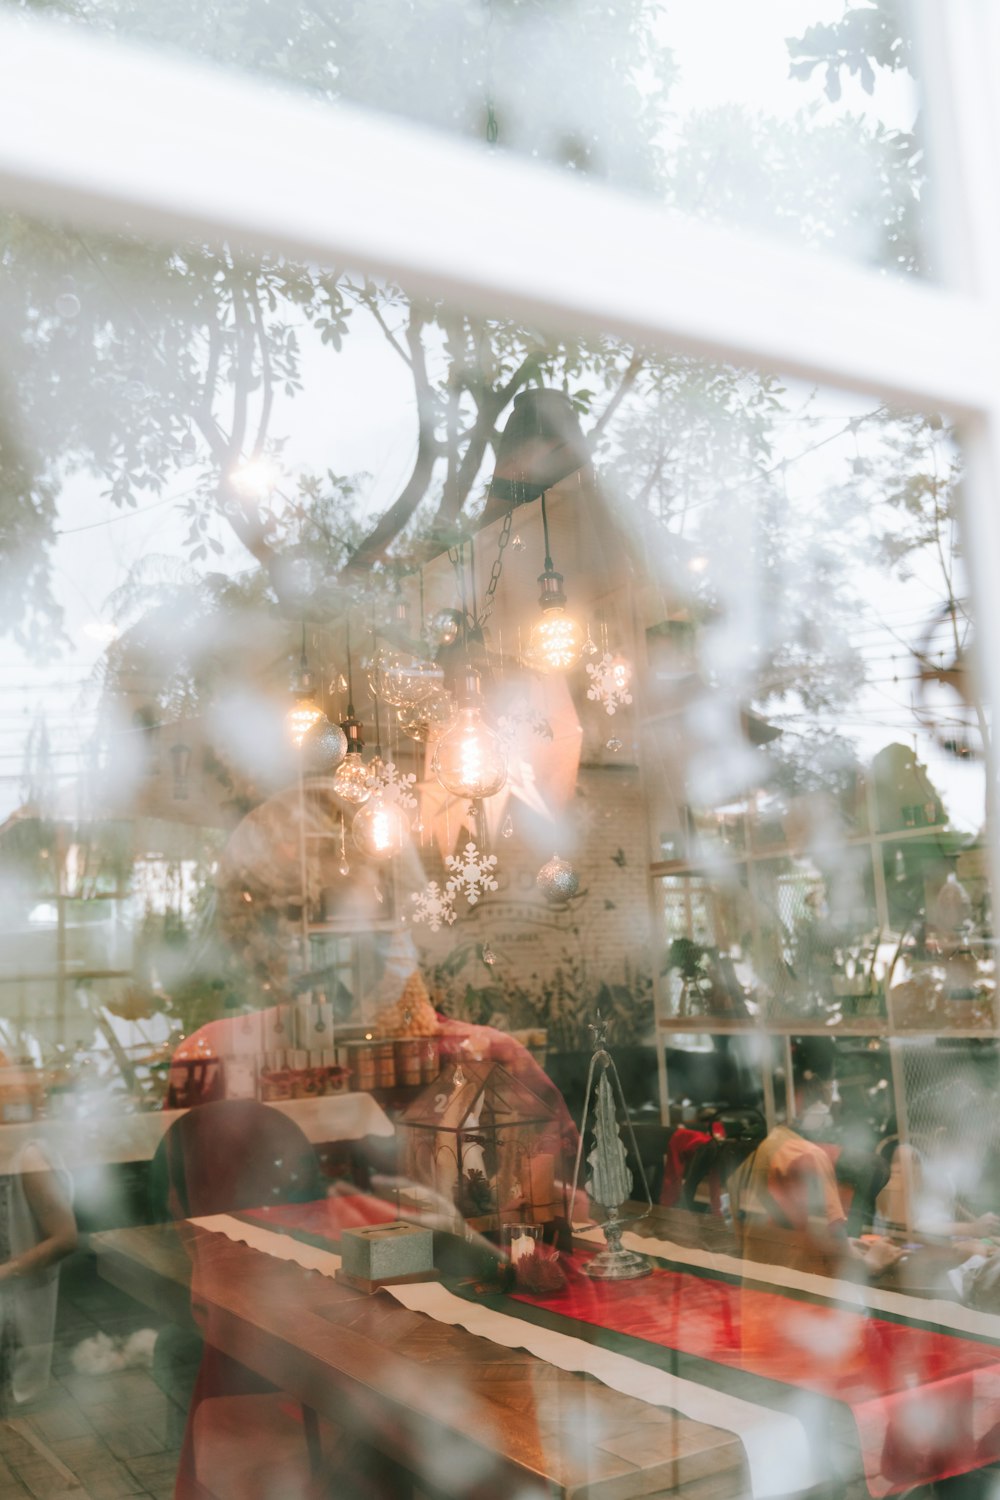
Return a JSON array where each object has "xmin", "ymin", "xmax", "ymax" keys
[
  {"xmin": 586, "ymin": 652, "xmax": 633, "ymax": 716},
  {"xmin": 445, "ymin": 841, "xmax": 499, "ymax": 906},
  {"xmin": 410, "ymin": 880, "xmax": 457, "ymax": 932},
  {"xmin": 367, "ymin": 758, "xmax": 418, "ymax": 809}
]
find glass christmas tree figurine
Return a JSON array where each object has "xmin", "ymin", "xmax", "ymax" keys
[{"xmin": 571, "ymin": 1014, "xmax": 652, "ymax": 1280}]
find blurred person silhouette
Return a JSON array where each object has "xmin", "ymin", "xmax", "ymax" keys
[
  {"xmin": 0, "ymin": 1131, "xmax": 76, "ymax": 1409},
  {"xmin": 728, "ymin": 1040, "xmax": 897, "ymax": 1277},
  {"xmin": 876, "ymin": 1079, "xmax": 1000, "ymax": 1243}
]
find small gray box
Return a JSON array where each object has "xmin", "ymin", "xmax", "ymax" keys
[{"xmin": 340, "ymin": 1221, "xmax": 433, "ymax": 1281}]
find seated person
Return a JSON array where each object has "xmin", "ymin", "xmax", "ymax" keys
[
  {"xmin": 876, "ymin": 1091, "xmax": 1000, "ymax": 1244},
  {"xmin": 728, "ymin": 1042, "xmax": 896, "ymax": 1276},
  {"xmin": 0, "ymin": 1134, "xmax": 77, "ymax": 1409}
]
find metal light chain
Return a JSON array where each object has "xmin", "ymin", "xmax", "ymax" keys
[{"xmin": 477, "ymin": 505, "xmax": 514, "ymax": 627}]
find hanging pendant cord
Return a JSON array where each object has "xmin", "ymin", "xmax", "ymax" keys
[
  {"xmin": 470, "ymin": 535, "xmax": 479, "ymax": 624},
  {"xmin": 346, "ymin": 615, "xmax": 355, "ymax": 719},
  {"xmin": 540, "ymin": 490, "xmax": 554, "ymax": 571},
  {"xmin": 300, "ymin": 620, "xmax": 308, "ymax": 672},
  {"xmin": 458, "ymin": 542, "xmax": 469, "ymax": 652},
  {"xmin": 371, "ymin": 601, "xmax": 383, "ymax": 756}
]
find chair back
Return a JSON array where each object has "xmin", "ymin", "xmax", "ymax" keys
[{"xmin": 150, "ymin": 1099, "xmax": 323, "ymax": 1222}]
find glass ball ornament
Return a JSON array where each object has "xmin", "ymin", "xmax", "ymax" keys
[
  {"xmin": 536, "ymin": 855, "xmax": 580, "ymax": 904},
  {"xmin": 397, "ymin": 687, "xmax": 456, "ymax": 743},
  {"xmin": 332, "ymin": 753, "xmax": 371, "ymax": 806},
  {"xmin": 300, "ymin": 716, "xmax": 348, "ymax": 774},
  {"xmin": 426, "ymin": 608, "xmax": 462, "ymax": 650},
  {"xmin": 432, "ymin": 706, "xmax": 508, "ymax": 800},
  {"xmin": 528, "ymin": 606, "xmax": 584, "ymax": 673},
  {"xmin": 369, "ymin": 646, "xmax": 439, "ymax": 707},
  {"xmin": 352, "ymin": 793, "xmax": 412, "ymax": 860}
]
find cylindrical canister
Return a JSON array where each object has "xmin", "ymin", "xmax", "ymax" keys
[
  {"xmin": 396, "ymin": 1038, "xmax": 421, "ymax": 1086},
  {"xmin": 373, "ymin": 1040, "xmax": 396, "ymax": 1088}
]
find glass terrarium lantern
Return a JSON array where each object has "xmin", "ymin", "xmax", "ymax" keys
[{"xmin": 399, "ymin": 1059, "xmax": 563, "ymax": 1233}]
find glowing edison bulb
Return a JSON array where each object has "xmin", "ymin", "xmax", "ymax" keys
[
  {"xmin": 352, "ymin": 794, "xmax": 411, "ymax": 859},
  {"xmin": 432, "ymin": 705, "xmax": 508, "ymax": 800},
  {"xmin": 332, "ymin": 753, "xmax": 371, "ymax": 805},
  {"xmin": 287, "ymin": 697, "xmax": 325, "ymax": 748},
  {"xmin": 528, "ymin": 606, "xmax": 584, "ymax": 673}
]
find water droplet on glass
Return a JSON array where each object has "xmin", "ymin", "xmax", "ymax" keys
[
  {"xmin": 511, "ymin": 533, "xmax": 524, "ymax": 551},
  {"xmin": 338, "ymin": 859, "xmax": 351, "ymax": 876},
  {"xmin": 55, "ymin": 289, "xmax": 81, "ymax": 319},
  {"xmin": 606, "ymin": 736, "xmax": 623, "ymax": 753},
  {"xmin": 501, "ymin": 814, "xmax": 514, "ymax": 839}
]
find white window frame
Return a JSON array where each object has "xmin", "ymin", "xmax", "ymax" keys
[{"xmin": 0, "ymin": 2, "xmax": 998, "ymax": 881}]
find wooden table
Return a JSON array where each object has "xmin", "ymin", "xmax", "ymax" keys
[{"xmin": 93, "ymin": 1220, "xmax": 750, "ymax": 1500}]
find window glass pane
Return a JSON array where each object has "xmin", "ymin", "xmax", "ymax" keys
[
  {"xmin": 0, "ymin": 213, "xmax": 996, "ymax": 1495},
  {"xmin": 9, "ymin": 0, "xmax": 933, "ymax": 277}
]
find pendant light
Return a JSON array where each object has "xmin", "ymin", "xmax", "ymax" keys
[
  {"xmin": 352, "ymin": 679, "xmax": 411, "ymax": 859},
  {"xmin": 332, "ymin": 619, "xmax": 371, "ymax": 805},
  {"xmin": 286, "ymin": 624, "xmax": 326, "ymax": 746},
  {"xmin": 432, "ymin": 667, "xmax": 508, "ymax": 801},
  {"xmin": 352, "ymin": 794, "xmax": 412, "ymax": 860},
  {"xmin": 528, "ymin": 491, "xmax": 583, "ymax": 673}
]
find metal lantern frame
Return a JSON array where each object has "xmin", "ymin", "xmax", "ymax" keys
[{"xmin": 400, "ymin": 1057, "xmax": 564, "ymax": 1232}]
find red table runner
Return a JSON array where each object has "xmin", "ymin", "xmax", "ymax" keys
[{"xmin": 515, "ymin": 1255, "xmax": 1000, "ymax": 1496}]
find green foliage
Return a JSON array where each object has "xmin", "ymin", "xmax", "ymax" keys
[
  {"xmin": 787, "ymin": 2, "xmax": 914, "ymax": 102},
  {"xmin": 431, "ymin": 941, "xmax": 652, "ymax": 1050}
]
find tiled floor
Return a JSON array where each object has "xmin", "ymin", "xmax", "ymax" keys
[{"xmin": 1, "ymin": 1250, "xmax": 186, "ymax": 1500}]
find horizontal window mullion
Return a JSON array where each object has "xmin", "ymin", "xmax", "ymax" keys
[{"xmin": 0, "ymin": 14, "xmax": 996, "ymax": 414}]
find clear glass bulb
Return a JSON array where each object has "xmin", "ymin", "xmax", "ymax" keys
[
  {"xmin": 432, "ymin": 706, "xmax": 508, "ymax": 799},
  {"xmin": 370, "ymin": 646, "xmax": 440, "ymax": 707},
  {"xmin": 352, "ymin": 793, "xmax": 411, "ymax": 859},
  {"xmin": 332, "ymin": 753, "xmax": 371, "ymax": 805},
  {"xmin": 397, "ymin": 687, "xmax": 456, "ymax": 743},
  {"xmin": 287, "ymin": 698, "xmax": 326, "ymax": 747},
  {"xmin": 528, "ymin": 606, "xmax": 584, "ymax": 673}
]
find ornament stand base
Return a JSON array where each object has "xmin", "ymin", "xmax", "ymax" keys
[
  {"xmin": 582, "ymin": 1244, "xmax": 652, "ymax": 1281},
  {"xmin": 581, "ymin": 1216, "xmax": 651, "ymax": 1281}
]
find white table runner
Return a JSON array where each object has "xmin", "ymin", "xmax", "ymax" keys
[{"xmin": 191, "ymin": 1211, "xmax": 817, "ymax": 1498}]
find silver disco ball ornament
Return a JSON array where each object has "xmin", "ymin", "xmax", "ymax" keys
[
  {"xmin": 301, "ymin": 716, "xmax": 348, "ymax": 775},
  {"xmin": 536, "ymin": 855, "xmax": 580, "ymax": 904}
]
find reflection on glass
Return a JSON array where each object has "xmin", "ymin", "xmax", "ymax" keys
[{"xmin": 0, "ymin": 200, "xmax": 994, "ymax": 1496}]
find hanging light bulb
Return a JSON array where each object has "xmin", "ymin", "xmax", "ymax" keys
[
  {"xmin": 432, "ymin": 670, "xmax": 508, "ymax": 800},
  {"xmin": 397, "ymin": 687, "xmax": 456, "ymax": 743},
  {"xmin": 352, "ymin": 792, "xmax": 412, "ymax": 860},
  {"xmin": 332, "ymin": 709, "xmax": 371, "ymax": 805},
  {"xmin": 287, "ymin": 628, "xmax": 326, "ymax": 747},
  {"xmin": 527, "ymin": 492, "xmax": 583, "ymax": 673}
]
